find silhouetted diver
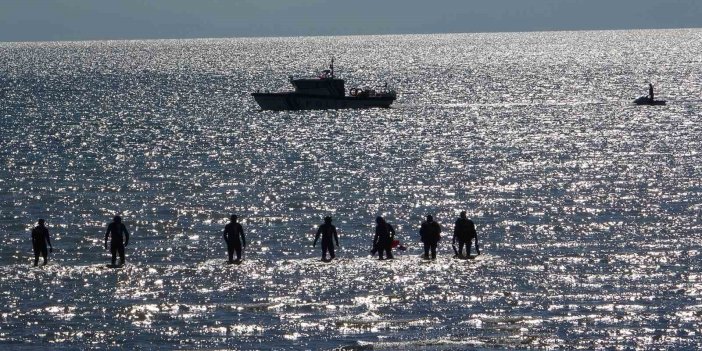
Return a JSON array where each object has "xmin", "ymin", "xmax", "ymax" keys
[
  {"xmin": 649, "ymin": 83, "xmax": 654, "ymax": 101},
  {"xmin": 420, "ymin": 215, "xmax": 442, "ymax": 259},
  {"xmin": 313, "ymin": 216, "xmax": 339, "ymax": 261},
  {"xmin": 453, "ymin": 211, "xmax": 480, "ymax": 257},
  {"xmin": 223, "ymin": 215, "xmax": 246, "ymax": 263},
  {"xmin": 31, "ymin": 219, "xmax": 52, "ymax": 266},
  {"xmin": 104, "ymin": 215, "xmax": 130, "ymax": 266},
  {"xmin": 372, "ymin": 216, "xmax": 396, "ymax": 260}
]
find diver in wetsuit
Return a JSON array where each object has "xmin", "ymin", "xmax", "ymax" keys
[
  {"xmin": 223, "ymin": 215, "xmax": 246, "ymax": 263},
  {"xmin": 104, "ymin": 215, "xmax": 130, "ymax": 266},
  {"xmin": 453, "ymin": 211, "xmax": 479, "ymax": 257},
  {"xmin": 649, "ymin": 83, "xmax": 654, "ymax": 101},
  {"xmin": 313, "ymin": 216, "xmax": 339, "ymax": 261},
  {"xmin": 31, "ymin": 219, "xmax": 53, "ymax": 266},
  {"xmin": 420, "ymin": 215, "xmax": 441, "ymax": 259},
  {"xmin": 373, "ymin": 216, "xmax": 396, "ymax": 260}
]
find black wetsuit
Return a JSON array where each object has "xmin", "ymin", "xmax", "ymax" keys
[
  {"xmin": 454, "ymin": 218, "xmax": 478, "ymax": 256},
  {"xmin": 223, "ymin": 222, "xmax": 246, "ymax": 262},
  {"xmin": 315, "ymin": 223, "xmax": 339, "ymax": 260},
  {"xmin": 649, "ymin": 84, "xmax": 654, "ymax": 101},
  {"xmin": 420, "ymin": 220, "xmax": 441, "ymax": 259},
  {"xmin": 374, "ymin": 222, "xmax": 396, "ymax": 259},
  {"xmin": 31, "ymin": 225, "xmax": 51, "ymax": 266},
  {"xmin": 105, "ymin": 222, "xmax": 129, "ymax": 265}
]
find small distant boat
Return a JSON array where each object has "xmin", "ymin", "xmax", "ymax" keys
[
  {"xmin": 252, "ymin": 59, "xmax": 396, "ymax": 111},
  {"xmin": 633, "ymin": 96, "xmax": 666, "ymax": 106}
]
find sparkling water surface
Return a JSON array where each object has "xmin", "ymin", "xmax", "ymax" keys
[{"xmin": 1, "ymin": 29, "xmax": 702, "ymax": 349}]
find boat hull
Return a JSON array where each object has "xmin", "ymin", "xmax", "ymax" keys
[
  {"xmin": 633, "ymin": 96, "xmax": 666, "ymax": 105},
  {"xmin": 252, "ymin": 93, "xmax": 395, "ymax": 111}
]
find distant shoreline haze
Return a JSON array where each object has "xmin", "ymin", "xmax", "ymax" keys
[{"xmin": 0, "ymin": 0, "xmax": 700, "ymax": 42}]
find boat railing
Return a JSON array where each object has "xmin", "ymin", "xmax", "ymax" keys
[{"xmin": 349, "ymin": 83, "xmax": 396, "ymax": 98}]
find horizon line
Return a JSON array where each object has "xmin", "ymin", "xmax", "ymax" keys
[{"xmin": 1, "ymin": 25, "xmax": 699, "ymax": 45}]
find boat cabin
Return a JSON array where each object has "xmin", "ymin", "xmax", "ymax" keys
[{"xmin": 290, "ymin": 77, "xmax": 345, "ymax": 97}]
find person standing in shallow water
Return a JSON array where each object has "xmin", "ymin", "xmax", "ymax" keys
[
  {"xmin": 223, "ymin": 215, "xmax": 246, "ymax": 263},
  {"xmin": 104, "ymin": 215, "xmax": 130, "ymax": 266},
  {"xmin": 373, "ymin": 216, "xmax": 396, "ymax": 260},
  {"xmin": 649, "ymin": 83, "xmax": 654, "ymax": 101},
  {"xmin": 31, "ymin": 219, "xmax": 53, "ymax": 266},
  {"xmin": 420, "ymin": 215, "xmax": 441, "ymax": 259},
  {"xmin": 313, "ymin": 216, "xmax": 339, "ymax": 261},
  {"xmin": 453, "ymin": 211, "xmax": 480, "ymax": 257}
]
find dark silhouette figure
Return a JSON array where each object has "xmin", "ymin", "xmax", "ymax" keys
[
  {"xmin": 31, "ymin": 219, "xmax": 52, "ymax": 266},
  {"xmin": 420, "ymin": 215, "xmax": 442, "ymax": 259},
  {"xmin": 223, "ymin": 215, "xmax": 246, "ymax": 263},
  {"xmin": 104, "ymin": 215, "xmax": 130, "ymax": 266},
  {"xmin": 649, "ymin": 83, "xmax": 654, "ymax": 101},
  {"xmin": 372, "ymin": 216, "xmax": 396, "ymax": 260},
  {"xmin": 453, "ymin": 211, "xmax": 480, "ymax": 257},
  {"xmin": 313, "ymin": 216, "xmax": 339, "ymax": 261}
]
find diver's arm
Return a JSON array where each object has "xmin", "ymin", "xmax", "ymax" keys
[
  {"xmin": 104, "ymin": 225, "xmax": 110, "ymax": 249},
  {"xmin": 334, "ymin": 227, "xmax": 339, "ymax": 247},
  {"xmin": 240, "ymin": 224, "xmax": 246, "ymax": 247},
  {"xmin": 46, "ymin": 228, "xmax": 53, "ymax": 252},
  {"xmin": 313, "ymin": 227, "xmax": 321, "ymax": 247},
  {"xmin": 452, "ymin": 222, "xmax": 458, "ymax": 245},
  {"xmin": 123, "ymin": 224, "xmax": 130, "ymax": 246},
  {"xmin": 469, "ymin": 221, "xmax": 478, "ymax": 251},
  {"xmin": 475, "ymin": 226, "xmax": 480, "ymax": 254}
]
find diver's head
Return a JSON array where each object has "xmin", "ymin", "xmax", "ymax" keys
[
  {"xmin": 230, "ymin": 215, "xmax": 238, "ymax": 222},
  {"xmin": 38, "ymin": 219, "xmax": 45, "ymax": 225},
  {"xmin": 376, "ymin": 216, "xmax": 384, "ymax": 224},
  {"xmin": 426, "ymin": 215, "xmax": 433, "ymax": 222},
  {"xmin": 114, "ymin": 215, "xmax": 122, "ymax": 223},
  {"xmin": 460, "ymin": 211, "xmax": 466, "ymax": 218},
  {"xmin": 324, "ymin": 216, "xmax": 332, "ymax": 224}
]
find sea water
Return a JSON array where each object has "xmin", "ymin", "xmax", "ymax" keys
[{"xmin": 1, "ymin": 29, "xmax": 701, "ymax": 349}]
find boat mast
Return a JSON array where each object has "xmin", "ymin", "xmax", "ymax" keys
[{"xmin": 330, "ymin": 57, "xmax": 334, "ymax": 78}]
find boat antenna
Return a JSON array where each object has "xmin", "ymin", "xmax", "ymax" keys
[{"xmin": 330, "ymin": 57, "xmax": 334, "ymax": 78}]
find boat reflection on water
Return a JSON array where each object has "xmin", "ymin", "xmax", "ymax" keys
[{"xmin": 252, "ymin": 58, "xmax": 396, "ymax": 111}]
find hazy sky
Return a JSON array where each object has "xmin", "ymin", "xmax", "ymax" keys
[{"xmin": 1, "ymin": 0, "xmax": 700, "ymax": 42}]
